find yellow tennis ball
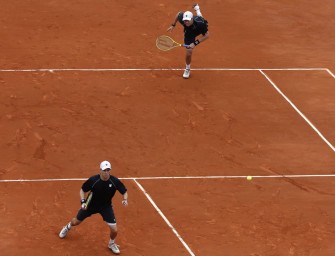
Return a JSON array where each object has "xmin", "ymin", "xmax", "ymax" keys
[{"xmin": 247, "ymin": 176, "xmax": 252, "ymax": 181}]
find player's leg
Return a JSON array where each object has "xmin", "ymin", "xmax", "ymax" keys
[
  {"xmin": 183, "ymin": 49, "xmax": 193, "ymax": 79},
  {"xmin": 193, "ymin": 3, "xmax": 202, "ymax": 17},
  {"xmin": 108, "ymin": 223, "xmax": 118, "ymax": 241},
  {"xmin": 102, "ymin": 206, "xmax": 120, "ymax": 255},
  {"xmin": 59, "ymin": 209, "xmax": 90, "ymax": 238},
  {"xmin": 183, "ymin": 35, "xmax": 195, "ymax": 79},
  {"xmin": 107, "ymin": 223, "xmax": 120, "ymax": 254}
]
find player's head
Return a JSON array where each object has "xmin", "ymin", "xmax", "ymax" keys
[
  {"xmin": 182, "ymin": 11, "xmax": 193, "ymax": 26},
  {"xmin": 100, "ymin": 160, "xmax": 112, "ymax": 172}
]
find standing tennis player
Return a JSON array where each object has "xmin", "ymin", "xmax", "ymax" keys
[
  {"xmin": 59, "ymin": 160, "xmax": 128, "ymax": 255},
  {"xmin": 167, "ymin": 3, "xmax": 209, "ymax": 79}
]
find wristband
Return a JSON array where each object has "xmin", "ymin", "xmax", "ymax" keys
[{"xmin": 194, "ymin": 40, "xmax": 200, "ymax": 46}]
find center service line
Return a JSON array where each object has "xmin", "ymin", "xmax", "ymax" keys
[
  {"xmin": 133, "ymin": 178, "xmax": 196, "ymax": 256},
  {"xmin": 259, "ymin": 70, "xmax": 335, "ymax": 153}
]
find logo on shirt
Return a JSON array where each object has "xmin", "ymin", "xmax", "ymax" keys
[{"xmin": 109, "ymin": 184, "xmax": 112, "ymax": 187}]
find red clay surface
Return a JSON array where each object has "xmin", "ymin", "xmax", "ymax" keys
[{"xmin": 1, "ymin": 1, "xmax": 335, "ymax": 255}]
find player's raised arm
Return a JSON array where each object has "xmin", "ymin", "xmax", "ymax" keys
[{"xmin": 167, "ymin": 11, "xmax": 182, "ymax": 32}]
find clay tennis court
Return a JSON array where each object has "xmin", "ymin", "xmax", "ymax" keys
[{"xmin": 1, "ymin": 1, "xmax": 335, "ymax": 255}]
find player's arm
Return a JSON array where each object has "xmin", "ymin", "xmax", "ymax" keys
[
  {"xmin": 79, "ymin": 188, "xmax": 92, "ymax": 210},
  {"xmin": 197, "ymin": 31, "xmax": 209, "ymax": 44},
  {"xmin": 167, "ymin": 11, "xmax": 183, "ymax": 32},
  {"xmin": 122, "ymin": 191, "xmax": 128, "ymax": 201},
  {"xmin": 188, "ymin": 31, "xmax": 209, "ymax": 49},
  {"xmin": 121, "ymin": 191, "xmax": 128, "ymax": 206},
  {"xmin": 79, "ymin": 188, "xmax": 91, "ymax": 201},
  {"xmin": 79, "ymin": 188, "xmax": 86, "ymax": 203},
  {"xmin": 79, "ymin": 189, "xmax": 89, "ymax": 210}
]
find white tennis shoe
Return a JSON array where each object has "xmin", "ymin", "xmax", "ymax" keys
[
  {"xmin": 183, "ymin": 69, "xmax": 191, "ymax": 79},
  {"xmin": 108, "ymin": 242, "xmax": 120, "ymax": 254},
  {"xmin": 59, "ymin": 223, "xmax": 71, "ymax": 238},
  {"xmin": 193, "ymin": 3, "xmax": 202, "ymax": 16}
]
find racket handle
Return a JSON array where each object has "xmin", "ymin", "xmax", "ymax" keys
[{"xmin": 182, "ymin": 44, "xmax": 189, "ymax": 48}]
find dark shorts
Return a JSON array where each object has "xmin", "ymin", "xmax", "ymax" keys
[
  {"xmin": 184, "ymin": 33, "xmax": 196, "ymax": 45},
  {"xmin": 184, "ymin": 28, "xmax": 205, "ymax": 45},
  {"xmin": 76, "ymin": 205, "xmax": 116, "ymax": 224}
]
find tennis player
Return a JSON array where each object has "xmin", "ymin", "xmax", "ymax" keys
[
  {"xmin": 59, "ymin": 160, "xmax": 128, "ymax": 255},
  {"xmin": 167, "ymin": 3, "xmax": 209, "ymax": 79}
]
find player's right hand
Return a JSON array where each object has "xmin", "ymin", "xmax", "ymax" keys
[
  {"xmin": 167, "ymin": 26, "xmax": 175, "ymax": 32},
  {"xmin": 81, "ymin": 202, "xmax": 88, "ymax": 210}
]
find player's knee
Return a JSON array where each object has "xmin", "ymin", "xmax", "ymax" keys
[
  {"xmin": 186, "ymin": 49, "xmax": 193, "ymax": 56},
  {"xmin": 107, "ymin": 222, "xmax": 118, "ymax": 232}
]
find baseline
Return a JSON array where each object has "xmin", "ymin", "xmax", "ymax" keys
[{"xmin": 0, "ymin": 67, "xmax": 329, "ymax": 72}]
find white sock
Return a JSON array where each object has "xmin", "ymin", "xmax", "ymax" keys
[
  {"xmin": 186, "ymin": 64, "xmax": 191, "ymax": 70},
  {"xmin": 110, "ymin": 239, "xmax": 115, "ymax": 244},
  {"xmin": 67, "ymin": 222, "xmax": 72, "ymax": 229}
]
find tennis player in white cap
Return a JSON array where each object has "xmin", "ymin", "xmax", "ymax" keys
[
  {"xmin": 59, "ymin": 160, "xmax": 128, "ymax": 255},
  {"xmin": 167, "ymin": 3, "xmax": 209, "ymax": 79}
]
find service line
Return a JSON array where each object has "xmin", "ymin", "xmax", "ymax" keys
[{"xmin": 1, "ymin": 174, "xmax": 335, "ymax": 183}]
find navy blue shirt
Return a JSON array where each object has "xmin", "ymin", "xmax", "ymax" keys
[{"xmin": 82, "ymin": 174, "xmax": 127, "ymax": 208}]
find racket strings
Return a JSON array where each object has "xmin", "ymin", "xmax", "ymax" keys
[{"xmin": 156, "ymin": 36, "xmax": 179, "ymax": 51}]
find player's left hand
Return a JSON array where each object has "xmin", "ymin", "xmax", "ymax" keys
[{"xmin": 122, "ymin": 199, "xmax": 128, "ymax": 206}]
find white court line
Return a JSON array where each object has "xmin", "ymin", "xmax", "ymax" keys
[
  {"xmin": 326, "ymin": 68, "xmax": 335, "ymax": 79},
  {"xmin": 2, "ymin": 174, "xmax": 334, "ymax": 255},
  {"xmin": 1, "ymin": 174, "xmax": 335, "ymax": 182},
  {"xmin": 259, "ymin": 70, "xmax": 335, "ymax": 153},
  {"xmin": 133, "ymin": 179, "xmax": 195, "ymax": 256},
  {"xmin": 0, "ymin": 67, "xmax": 328, "ymax": 72}
]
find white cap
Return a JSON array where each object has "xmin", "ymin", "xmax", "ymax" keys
[
  {"xmin": 182, "ymin": 11, "xmax": 193, "ymax": 21},
  {"xmin": 100, "ymin": 160, "xmax": 112, "ymax": 171}
]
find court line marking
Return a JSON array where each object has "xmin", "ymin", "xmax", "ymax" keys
[
  {"xmin": 1, "ymin": 67, "xmax": 333, "ymax": 255},
  {"xmin": 259, "ymin": 70, "xmax": 335, "ymax": 153},
  {"xmin": 133, "ymin": 179, "xmax": 195, "ymax": 256},
  {"xmin": 1, "ymin": 174, "xmax": 335, "ymax": 183},
  {"xmin": 326, "ymin": 68, "xmax": 335, "ymax": 79},
  {"xmin": 0, "ymin": 67, "xmax": 329, "ymax": 72}
]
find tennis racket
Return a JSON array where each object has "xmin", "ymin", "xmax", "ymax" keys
[{"xmin": 156, "ymin": 35, "xmax": 188, "ymax": 51}]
